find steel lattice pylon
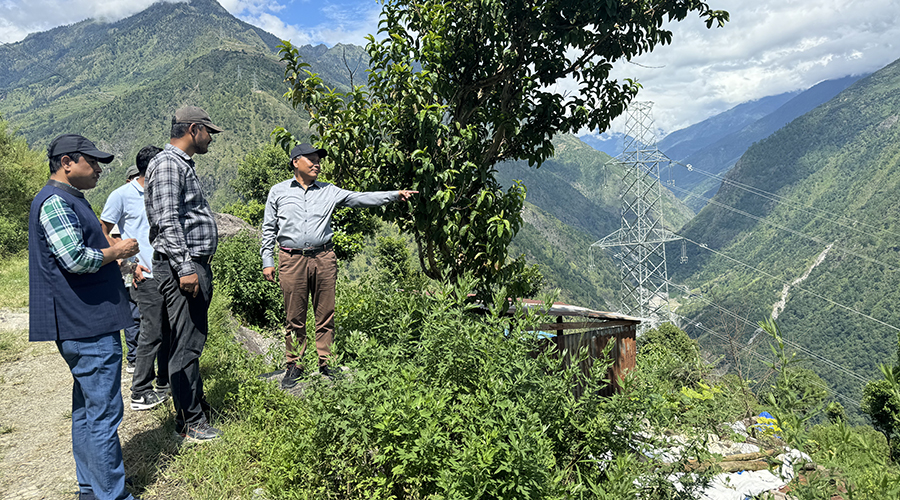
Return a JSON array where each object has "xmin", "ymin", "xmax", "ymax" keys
[{"xmin": 592, "ymin": 102, "xmax": 681, "ymax": 328}]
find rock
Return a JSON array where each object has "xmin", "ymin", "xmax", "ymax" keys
[{"xmin": 214, "ymin": 212, "xmax": 257, "ymax": 239}]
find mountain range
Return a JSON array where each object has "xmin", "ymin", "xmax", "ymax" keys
[
  {"xmin": 0, "ymin": 0, "xmax": 367, "ymax": 208},
  {"xmin": 670, "ymin": 56, "xmax": 900, "ymax": 415},
  {"xmin": 0, "ymin": 0, "xmax": 662, "ymax": 311},
  {"xmin": 580, "ymin": 75, "xmax": 866, "ymax": 212}
]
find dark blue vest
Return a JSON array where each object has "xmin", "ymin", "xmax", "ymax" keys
[{"xmin": 28, "ymin": 182, "xmax": 132, "ymax": 341}]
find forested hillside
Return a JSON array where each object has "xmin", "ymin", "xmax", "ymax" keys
[
  {"xmin": 0, "ymin": 0, "xmax": 650, "ymax": 307},
  {"xmin": 670, "ymin": 56, "xmax": 900, "ymax": 416},
  {"xmin": 0, "ymin": 0, "xmax": 367, "ymax": 208}
]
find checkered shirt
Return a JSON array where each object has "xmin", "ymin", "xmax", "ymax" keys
[{"xmin": 145, "ymin": 143, "xmax": 218, "ymax": 277}]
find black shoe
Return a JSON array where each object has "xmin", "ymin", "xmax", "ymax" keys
[
  {"xmin": 281, "ymin": 364, "xmax": 304, "ymax": 388},
  {"xmin": 155, "ymin": 382, "xmax": 171, "ymax": 396},
  {"xmin": 131, "ymin": 390, "xmax": 168, "ymax": 411},
  {"xmin": 319, "ymin": 365, "xmax": 338, "ymax": 379},
  {"xmin": 176, "ymin": 420, "xmax": 222, "ymax": 443}
]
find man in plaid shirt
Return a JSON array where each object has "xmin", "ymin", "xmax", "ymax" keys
[
  {"xmin": 29, "ymin": 134, "xmax": 141, "ymax": 500},
  {"xmin": 145, "ymin": 106, "xmax": 223, "ymax": 442}
]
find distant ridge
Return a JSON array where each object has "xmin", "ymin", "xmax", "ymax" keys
[
  {"xmin": 666, "ymin": 75, "xmax": 866, "ymax": 211},
  {"xmin": 670, "ymin": 55, "xmax": 900, "ymax": 414}
]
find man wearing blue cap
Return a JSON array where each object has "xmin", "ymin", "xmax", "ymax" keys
[
  {"xmin": 261, "ymin": 143, "xmax": 417, "ymax": 388},
  {"xmin": 29, "ymin": 134, "xmax": 141, "ymax": 500}
]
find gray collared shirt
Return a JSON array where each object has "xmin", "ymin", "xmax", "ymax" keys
[
  {"xmin": 261, "ymin": 178, "xmax": 399, "ymax": 268},
  {"xmin": 145, "ymin": 143, "xmax": 218, "ymax": 277}
]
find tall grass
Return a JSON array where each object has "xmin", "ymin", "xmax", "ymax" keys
[{"xmin": 0, "ymin": 251, "xmax": 28, "ymax": 309}]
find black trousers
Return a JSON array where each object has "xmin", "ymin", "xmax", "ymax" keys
[
  {"xmin": 130, "ymin": 275, "xmax": 170, "ymax": 396},
  {"xmin": 153, "ymin": 258, "xmax": 212, "ymax": 431}
]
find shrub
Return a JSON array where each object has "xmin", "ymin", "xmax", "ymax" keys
[
  {"xmin": 0, "ymin": 120, "xmax": 46, "ymax": 256},
  {"xmin": 240, "ymin": 275, "xmax": 719, "ymax": 499},
  {"xmin": 213, "ymin": 231, "xmax": 283, "ymax": 330}
]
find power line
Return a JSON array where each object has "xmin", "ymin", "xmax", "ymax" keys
[
  {"xmin": 668, "ymin": 183, "xmax": 900, "ymax": 273},
  {"xmin": 669, "ymin": 159, "xmax": 900, "ymax": 246},
  {"xmin": 679, "ymin": 314, "xmax": 862, "ymax": 409},
  {"xmin": 668, "ymin": 279, "xmax": 872, "ymax": 385},
  {"xmin": 678, "ymin": 235, "xmax": 900, "ymax": 334}
]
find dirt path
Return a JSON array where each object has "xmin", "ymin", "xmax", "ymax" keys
[{"xmin": 0, "ymin": 310, "xmax": 169, "ymax": 499}]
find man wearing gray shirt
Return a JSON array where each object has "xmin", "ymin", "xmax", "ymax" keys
[{"xmin": 261, "ymin": 143, "xmax": 416, "ymax": 388}]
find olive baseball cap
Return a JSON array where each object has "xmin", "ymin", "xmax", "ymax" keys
[
  {"xmin": 125, "ymin": 165, "xmax": 140, "ymax": 180},
  {"xmin": 172, "ymin": 106, "xmax": 224, "ymax": 133},
  {"xmin": 47, "ymin": 134, "xmax": 114, "ymax": 163}
]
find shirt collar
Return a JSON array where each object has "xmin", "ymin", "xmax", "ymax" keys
[
  {"xmin": 290, "ymin": 179, "xmax": 320, "ymax": 190},
  {"xmin": 164, "ymin": 143, "xmax": 194, "ymax": 165},
  {"xmin": 129, "ymin": 179, "xmax": 145, "ymax": 194},
  {"xmin": 47, "ymin": 179, "xmax": 85, "ymax": 198}
]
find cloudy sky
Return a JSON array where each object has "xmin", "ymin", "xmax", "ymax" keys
[{"xmin": 1, "ymin": 0, "xmax": 898, "ymax": 135}]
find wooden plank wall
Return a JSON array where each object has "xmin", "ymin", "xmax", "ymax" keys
[{"xmin": 550, "ymin": 324, "xmax": 637, "ymax": 398}]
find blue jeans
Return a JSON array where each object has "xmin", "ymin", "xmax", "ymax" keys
[{"xmin": 56, "ymin": 332, "xmax": 134, "ymax": 500}]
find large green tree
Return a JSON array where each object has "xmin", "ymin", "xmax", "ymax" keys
[{"xmin": 279, "ymin": 0, "xmax": 728, "ymax": 296}]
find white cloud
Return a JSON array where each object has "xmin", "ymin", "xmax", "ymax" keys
[
  {"xmin": 0, "ymin": 0, "xmax": 181, "ymax": 44},
  {"xmin": 230, "ymin": 2, "xmax": 380, "ymax": 46},
  {"xmin": 602, "ymin": 0, "xmax": 900, "ymax": 134},
  {"xmin": 2, "ymin": 0, "xmax": 898, "ymax": 135}
]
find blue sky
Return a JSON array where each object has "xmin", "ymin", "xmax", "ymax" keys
[{"xmin": 1, "ymin": 0, "xmax": 899, "ymax": 134}]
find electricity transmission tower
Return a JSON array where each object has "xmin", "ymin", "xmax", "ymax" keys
[{"xmin": 592, "ymin": 102, "xmax": 681, "ymax": 328}]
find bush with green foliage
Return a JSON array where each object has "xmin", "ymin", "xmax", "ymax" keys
[
  {"xmin": 753, "ymin": 318, "xmax": 900, "ymax": 498},
  {"xmin": 170, "ymin": 271, "xmax": 726, "ymax": 499},
  {"xmin": 638, "ymin": 322, "xmax": 705, "ymax": 386},
  {"xmin": 0, "ymin": 119, "xmax": 47, "ymax": 255},
  {"xmin": 862, "ymin": 366, "xmax": 900, "ymax": 462},
  {"xmin": 213, "ymin": 231, "xmax": 284, "ymax": 330}
]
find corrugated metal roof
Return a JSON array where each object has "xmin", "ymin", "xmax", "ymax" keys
[{"xmin": 508, "ymin": 299, "xmax": 642, "ymax": 323}]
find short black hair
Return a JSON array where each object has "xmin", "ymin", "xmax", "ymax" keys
[
  {"xmin": 135, "ymin": 145, "xmax": 163, "ymax": 176},
  {"xmin": 48, "ymin": 152, "xmax": 83, "ymax": 174},
  {"xmin": 171, "ymin": 122, "xmax": 205, "ymax": 139}
]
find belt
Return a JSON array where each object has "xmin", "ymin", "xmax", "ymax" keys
[
  {"xmin": 280, "ymin": 242, "xmax": 333, "ymax": 257},
  {"xmin": 153, "ymin": 251, "xmax": 214, "ymax": 265}
]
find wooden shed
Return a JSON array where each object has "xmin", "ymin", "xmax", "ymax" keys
[{"xmin": 511, "ymin": 300, "xmax": 641, "ymax": 398}]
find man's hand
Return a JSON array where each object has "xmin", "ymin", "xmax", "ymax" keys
[
  {"xmin": 102, "ymin": 238, "xmax": 139, "ymax": 266},
  {"xmin": 397, "ymin": 190, "xmax": 418, "ymax": 201},
  {"xmin": 179, "ymin": 273, "xmax": 200, "ymax": 298},
  {"xmin": 133, "ymin": 264, "xmax": 150, "ymax": 286},
  {"xmin": 263, "ymin": 266, "xmax": 276, "ymax": 283}
]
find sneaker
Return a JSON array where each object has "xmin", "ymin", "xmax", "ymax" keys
[
  {"xmin": 155, "ymin": 383, "xmax": 171, "ymax": 396},
  {"xmin": 125, "ymin": 361, "xmax": 136, "ymax": 374},
  {"xmin": 176, "ymin": 420, "xmax": 222, "ymax": 443},
  {"xmin": 281, "ymin": 364, "xmax": 304, "ymax": 389},
  {"xmin": 131, "ymin": 390, "xmax": 168, "ymax": 411}
]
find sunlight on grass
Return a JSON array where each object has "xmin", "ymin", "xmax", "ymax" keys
[{"xmin": 0, "ymin": 252, "xmax": 28, "ymax": 309}]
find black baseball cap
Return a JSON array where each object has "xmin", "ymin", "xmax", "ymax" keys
[
  {"xmin": 47, "ymin": 134, "xmax": 114, "ymax": 163},
  {"xmin": 290, "ymin": 143, "xmax": 327, "ymax": 160},
  {"xmin": 172, "ymin": 106, "xmax": 224, "ymax": 133}
]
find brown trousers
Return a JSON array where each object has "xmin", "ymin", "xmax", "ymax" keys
[{"xmin": 279, "ymin": 249, "xmax": 337, "ymax": 367}]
